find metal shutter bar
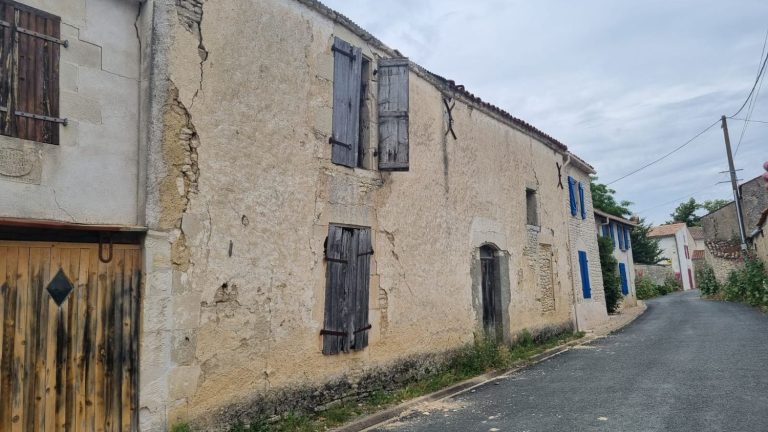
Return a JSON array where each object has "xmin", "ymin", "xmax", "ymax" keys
[
  {"xmin": 319, "ymin": 329, "xmax": 347, "ymax": 336},
  {"xmin": 353, "ymin": 324, "xmax": 371, "ymax": 334},
  {"xmin": 14, "ymin": 110, "xmax": 67, "ymax": 125},
  {"xmin": 331, "ymin": 44, "xmax": 354, "ymax": 59},
  {"xmin": 0, "ymin": 19, "xmax": 68, "ymax": 47}
]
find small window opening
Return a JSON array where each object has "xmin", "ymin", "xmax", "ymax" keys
[
  {"xmin": 526, "ymin": 189, "xmax": 539, "ymax": 226},
  {"xmin": 358, "ymin": 56, "xmax": 371, "ymax": 169}
]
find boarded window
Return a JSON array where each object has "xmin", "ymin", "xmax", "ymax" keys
[
  {"xmin": 0, "ymin": 1, "xmax": 63, "ymax": 144},
  {"xmin": 578, "ymin": 250, "xmax": 591, "ymax": 299},
  {"xmin": 619, "ymin": 262, "xmax": 629, "ymax": 295},
  {"xmin": 526, "ymin": 188, "xmax": 538, "ymax": 226},
  {"xmin": 322, "ymin": 225, "xmax": 372, "ymax": 355},
  {"xmin": 331, "ymin": 37, "xmax": 362, "ymax": 168},
  {"xmin": 377, "ymin": 58, "xmax": 409, "ymax": 170},
  {"xmin": 567, "ymin": 176, "xmax": 577, "ymax": 216}
]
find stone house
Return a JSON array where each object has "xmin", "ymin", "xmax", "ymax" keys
[
  {"xmin": 0, "ymin": 0, "xmax": 608, "ymax": 430},
  {"xmin": 594, "ymin": 209, "xmax": 638, "ymax": 305},
  {"xmin": 649, "ymin": 223, "xmax": 697, "ymax": 290}
]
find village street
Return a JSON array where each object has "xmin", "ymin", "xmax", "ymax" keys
[{"xmin": 373, "ymin": 291, "xmax": 768, "ymax": 432}]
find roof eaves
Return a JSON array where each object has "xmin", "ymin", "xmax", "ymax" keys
[{"xmin": 593, "ymin": 209, "xmax": 638, "ymax": 226}]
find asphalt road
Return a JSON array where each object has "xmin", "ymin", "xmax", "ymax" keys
[{"xmin": 373, "ymin": 290, "xmax": 768, "ymax": 432}]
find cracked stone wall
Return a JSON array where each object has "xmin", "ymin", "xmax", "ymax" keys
[
  {"xmin": 0, "ymin": 0, "xmax": 143, "ymax": 225},
  {"xmin": 566, "ymin": 168, "xmax": 609, "ymax": 329},
  {"xmin": 146, "ymin": 0, "xmax": 582, "ymax": 428}
]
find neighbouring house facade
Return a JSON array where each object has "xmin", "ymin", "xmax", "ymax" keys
[
  {"xmin": 565, "ymin": 161, "xmax": 608, "ymax": 330},
  {"xmin": 0, "ymin": 0, "xmax": 609, "ymax": 430},
  {"xmin": 0, "ymin": 0, "xmax": 148, "ymax": 431},
  {"xmin": 649, "ymin": 223, "xmax": 696, "ymax": 290},
  {"xmin": 593, "ymin": 209, "xmax": 638, "ymax": 306}
]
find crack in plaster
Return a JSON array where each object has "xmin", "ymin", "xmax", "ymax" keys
[{"xmin": 176, "ymin": 0, "xmax": 208, "ymax": 109}]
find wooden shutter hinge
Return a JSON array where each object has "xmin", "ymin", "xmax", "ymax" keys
[
  {"xmin": 0, "ymin": 20, "xmax": 69, "ymax": 47},
  {"xmin": 320, "ymin": 329, "xmax": 347, "ymax": 336},
  {"xmin": 14, "ymin": 110, "xmax": 68, "ymax": 125},
  {"xmin": 328, "ymin": 137, "xmax": 352, "ymax": 149},
  {"xmin": 325, "ymin": 257, "xmax": 348, "ymax": 264},
  {"xmin": 331, "ymin": 44, "xmax": 355, "ymax": 60}
]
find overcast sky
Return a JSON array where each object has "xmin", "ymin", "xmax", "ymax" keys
[{"xmin": 322, "ymin": 0, "xmax": 768, "ymax": 225}]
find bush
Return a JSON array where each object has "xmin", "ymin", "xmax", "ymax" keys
[
  {"xmin": 696, "ymin": 263, "xmax": 720, "ymax": 296},
  {"xmin": 723, "ymin": 255, "xmax": 768, "ymax": 306},
  {"xmin": 635, "ymin": 276, "xmax": 658, "ymax": 300},
  {"xmin": 598, "ymin": 236, "xmax": 622, "ymax": 313},
  {"xmin": 661, "ymin": 275, "xmax": 682, "ymax": 294}
]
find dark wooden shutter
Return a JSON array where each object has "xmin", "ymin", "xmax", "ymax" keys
[
  {"xmin": 331, "ymin": 37, "xmax": 362, "ymax": 167},
  {"xmin": 0, "ymin": 1, "xmax": 61, "ymax": 145},
  {"xmin": 322, "ymin": 226, "xmax": 372, "ymax": 355},
  {"xmin": 377, "ymin": 58, "xmax": 409, "ymax": 171},
  {"xmin": 322, "ymin": 225, "xmax": 351, "ymax": 354},
  {"xmin": 352, "ymin": 228, "xmax": 371, "ymax": 350}
]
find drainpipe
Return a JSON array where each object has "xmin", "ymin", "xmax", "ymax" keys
[{"xmin": 561, "ymin": 153, "xmax": 581, "ymax": 332}]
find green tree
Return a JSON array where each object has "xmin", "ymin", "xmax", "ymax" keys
[
  {"xmin": 630, "ymin": 217, "xmax": 665, "ymax": 264},
  {"xmin": 598, "ymin": 236, "xmax": 622, "ymax": 313},
  {"xmin": 700, "ymin": 199, "xmax": 730, "ymax": 214},
  {"xmin": 668, "ymin": 198, "xmax": 701, "ymax": 226},
  {"xmin": 590, "ymin": 177, "xmax": 632, "ymax": 218}
]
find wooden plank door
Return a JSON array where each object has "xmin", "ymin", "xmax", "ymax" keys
[{"xmin": 0, "ymin": 241, "xmax": 141, "ymax": 431}]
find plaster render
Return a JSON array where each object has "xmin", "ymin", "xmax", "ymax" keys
[
  {"xmin": 0, "ymin": 0, "xmax": 143, "ymax": 225},
  {"xmin": 141, "ymin": 0, "xmax": 590, "ymax": 428}
]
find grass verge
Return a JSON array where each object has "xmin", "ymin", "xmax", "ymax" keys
[{"xmin": 202, "ymin": 329, "xmax": 584, "ymax": 432}]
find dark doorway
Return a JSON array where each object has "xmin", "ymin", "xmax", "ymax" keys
[{"xmin": 480, "ymin": 245, "xmax": 501, "ymax": 340}]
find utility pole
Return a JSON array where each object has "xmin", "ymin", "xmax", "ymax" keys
[{"xmin": 720, "ymin": 115, "xmax": 748, "ymax": 249}]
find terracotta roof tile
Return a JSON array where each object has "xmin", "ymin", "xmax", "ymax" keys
[
  {"xmin": 689, "ymin": 226, "xmax": 705, "ymax": 240},
  {"xmin": 705, "ymin": 240, "xmax": 742, "ymax": 260},
  {"xmin": 648, "ymin": 223, "xmax": 687, "ymax": 237}
]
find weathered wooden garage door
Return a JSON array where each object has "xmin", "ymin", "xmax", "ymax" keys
[{"xmin": 0, "ymin": 241, "xmax": 141, "ymax": 431}]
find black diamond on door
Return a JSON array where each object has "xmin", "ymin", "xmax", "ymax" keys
[{"xmin": 46, "ymin": 268, "xmax": 74, "ymax": 306}]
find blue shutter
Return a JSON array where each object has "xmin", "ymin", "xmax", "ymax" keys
[
  {"xmin": 578, "ymin": 182, "xmax": 586, "ymax": 219},
  {"xmin": 567, "ymin": 176, "xmax": 577, "ymax": 216},
  {"xmin": 619, "ymin": 263, "xmax": 629, "ymax": 295},
  {"xmin": 609, "ymin": 222, "xmax": 615, "ymax": 244},
  {"xmin": 624, "ymin": 226, "xmax": 631, "ymax": 249},
  {"xmin": 602, "ymin": 224, "xmax": 610, "ymax": 237},
  {"xmin": 617, "ymin": 225, "xmax": 625, "ymax": 250},
  {"xmin": 578, "ymin": 250, "xmax": 591, "ymax": 299}
]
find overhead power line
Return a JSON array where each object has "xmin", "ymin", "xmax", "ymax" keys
[
  {"xmin": 734, "ymin": 29, "xmax": 768, "ymax": 155},
  {"xmin": 729, "ymin": 34, "xmax": 768, "ymax": 118},
  {"xmin": 731, "ymin": 117, "xmax": 768, "ymax": 124},
  {"xmin": 605, "ymin": 119, "xmax": 720, "ymax": 186}
]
